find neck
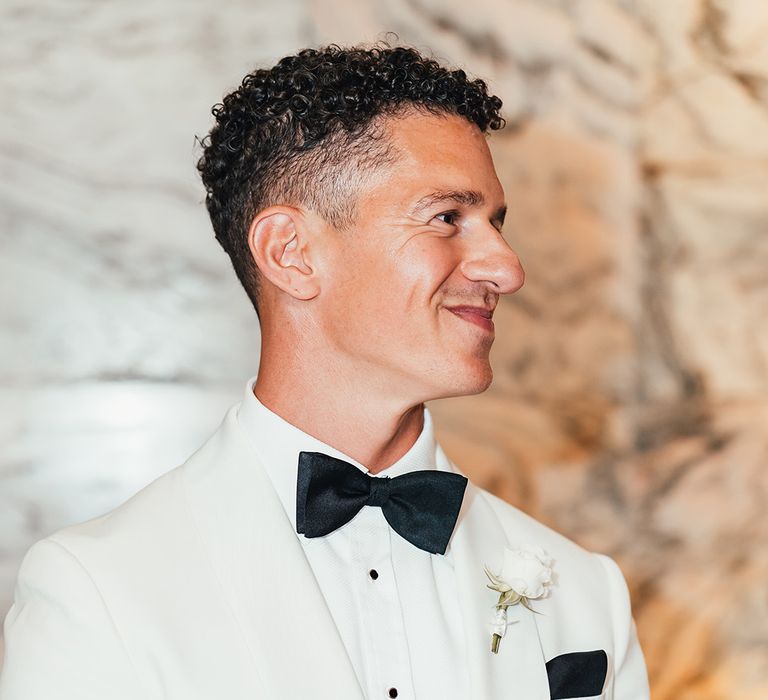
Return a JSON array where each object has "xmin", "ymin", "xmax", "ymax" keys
[{"xmin": 254, "ymin": 343, "xmax": 426, "ymax": 476}]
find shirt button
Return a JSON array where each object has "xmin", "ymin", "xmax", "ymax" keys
[
  {"xmin": 388, "ymin": 689, "xmax": 398, "ymax": 698},
  {"xmin": 369, "ymin": 569, "xmax": 379, "ymax": 580}
]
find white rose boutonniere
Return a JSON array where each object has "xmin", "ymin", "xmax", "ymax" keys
[{"xmin": 484, "ymin": 545, "xmax": 554, "ymax": 654}]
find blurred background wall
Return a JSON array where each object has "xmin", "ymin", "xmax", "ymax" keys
[{"xmin": 1, "ymin": 1, "xmax": 767, "ymax": 697}]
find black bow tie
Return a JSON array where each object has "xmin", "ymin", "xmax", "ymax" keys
[{"xmin": 296, "ymin": 451, "xmax": 468, "ymax": 555}]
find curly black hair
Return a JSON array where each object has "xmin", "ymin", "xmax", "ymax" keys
[{"xmin": 196, "ymin": 42, "xmax": 505, "ymax": 316}]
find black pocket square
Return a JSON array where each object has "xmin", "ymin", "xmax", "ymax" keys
[{"xmin": 546, "ymin": 649, "xmax": 608, "ymax": 699}]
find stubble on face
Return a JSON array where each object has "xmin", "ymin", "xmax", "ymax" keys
[{"xmin": 311, "ymin": 108, "xmax": 523, "ymax": 405}]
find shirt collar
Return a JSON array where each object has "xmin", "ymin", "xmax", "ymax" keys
[{"xmin": 235, "ymin": 375, "xmax": 440, "ymax": 530}]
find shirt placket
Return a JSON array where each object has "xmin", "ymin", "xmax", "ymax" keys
[{"xmin": 350, "ymin": 505, "xmax": 416, "ymax": 700}]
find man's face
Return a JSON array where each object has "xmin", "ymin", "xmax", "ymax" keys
[{"xmin": 316, "ymin": 110, "xmax": 524, "ymax": 402}]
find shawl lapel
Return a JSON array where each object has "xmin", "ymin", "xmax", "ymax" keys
[
  {"xmin": 440, "ymin": 445, "xmax": 551, "ymax": 700},
  {"xmin": 182, "ymin": 405, "xmax": 364, "ymax": 699}
]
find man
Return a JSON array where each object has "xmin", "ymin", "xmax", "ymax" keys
[{"xmin": 0, "ymin": 44, "xmax": 649, "ymax": 699}]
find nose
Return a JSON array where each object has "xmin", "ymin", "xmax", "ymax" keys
[{"xmin": 460, "ymin": 226, "xmax": 525, "ymax": 295}]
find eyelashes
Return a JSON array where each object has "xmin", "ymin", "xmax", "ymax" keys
[
  {"xmin": 431, "ymin": 210, "xmax": 504, "ymax": 234},
  {"xmin": 433, "ymin": 209, "xmax": 461, "ymax": 226}
]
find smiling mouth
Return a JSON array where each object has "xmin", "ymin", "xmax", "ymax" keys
[{"xmin": 445, "ymin": 306, "xmax": 495, "ymax": 332}]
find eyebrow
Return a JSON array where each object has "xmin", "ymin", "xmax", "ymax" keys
[{"xmin": 411, "ymin": 189, "xmax": 507, "ymax": 226}]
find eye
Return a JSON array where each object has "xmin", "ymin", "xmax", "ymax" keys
[{"xmin": 433, "ymin": 210, "xmax": 460, "ymax": 226}]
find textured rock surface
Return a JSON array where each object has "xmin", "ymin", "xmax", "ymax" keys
[{"xmin": 2, "ymin": 0, "xmax": 767, "ymax": 696}]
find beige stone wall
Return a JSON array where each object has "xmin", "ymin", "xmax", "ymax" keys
[{"xmin": 308, "ymin": 1, "xmax": 768, "ymax": 697}]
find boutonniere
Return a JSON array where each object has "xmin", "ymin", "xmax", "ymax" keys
[{"xmin": 483, "ymin": 545, "xmax": 554, "ymax": 654}]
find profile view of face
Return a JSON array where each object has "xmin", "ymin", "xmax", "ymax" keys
[{"xmin": 316, "ymin": 110, "xmax": 525, "ymax": 403}]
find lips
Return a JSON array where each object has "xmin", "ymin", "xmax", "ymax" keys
[
  {"xmin": 445, "ymin": 305, "xmax": 495, "ymax": 332},
  {"xmin": 445, "ymin": 305, "xmax": 493, "ymax": 319}
]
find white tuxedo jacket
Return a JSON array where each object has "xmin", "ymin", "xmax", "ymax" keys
[{"xmin": 0, "ymin": 403, "xmax": 649, "ymax": 700}]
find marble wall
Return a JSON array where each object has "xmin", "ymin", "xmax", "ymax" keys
[
  {"xmin": 0, "ymin": 0, "xmax": 305, "ymax": 666},
  {"xmin": 2, "ymin": 1, "xmax": 766, "ymax": 697}
]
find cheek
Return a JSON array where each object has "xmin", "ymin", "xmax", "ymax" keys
[
  {"xmin": 329, "ymin": 237, "xmax": 457, "ymax": 326},
  {"xmin": 395, "ymin": 240, "xmax": 457, "ymax": 305}
]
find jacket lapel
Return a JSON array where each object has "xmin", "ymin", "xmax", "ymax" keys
[
  {"xmin": 440, "ymin": 446, "xmax": 551, "ymax": 700},
  {"xmin": 182, "ymin": 405, "xmax": 364, "ymax": 699}
]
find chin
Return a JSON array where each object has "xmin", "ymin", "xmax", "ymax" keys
[
  {"xmin": 463, "ymin": 368, "xmax": 494, "ymax": 395},
  {"xmin": 431, "ymin": 363, "xmax": 494, "ymax": 400}
]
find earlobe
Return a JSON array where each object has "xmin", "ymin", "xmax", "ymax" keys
[{"xmin": 247, "ymin": 207, "xmax": 320, "ymax": 301}]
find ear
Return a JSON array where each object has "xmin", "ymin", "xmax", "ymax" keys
[{"xmin": 247, "ymin": 206, "xmax": 321, "ymax": 301}]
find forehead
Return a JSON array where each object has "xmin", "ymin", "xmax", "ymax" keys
[{"xmin": 365, "ymin": 110, "xmax": 504, "ymax": 205}]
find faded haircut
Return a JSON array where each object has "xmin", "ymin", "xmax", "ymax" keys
[{"xmin": 196, "ymin": 42, "xmax": 505, "ymax": 315}]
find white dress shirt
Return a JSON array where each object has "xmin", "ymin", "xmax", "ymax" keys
[{"xmin": 236, "ymin": 376, "xmax": 470, "ymax": 700}]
